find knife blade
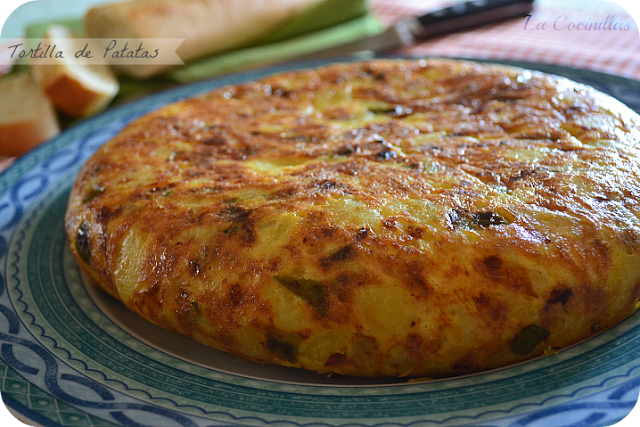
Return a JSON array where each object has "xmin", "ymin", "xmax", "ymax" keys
[{"xmin": 296, "ymin": 0, "xmax": 535, "ymax": 60}]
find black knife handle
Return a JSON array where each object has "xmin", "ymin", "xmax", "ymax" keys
[{"xmin": 413, "ymin": 0, "xmax": 535, "ymax": 38}]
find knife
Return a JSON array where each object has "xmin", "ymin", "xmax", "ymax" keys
[{"xmin": 297, "ymin": 0, "xmax": 535, "ymax": 59}]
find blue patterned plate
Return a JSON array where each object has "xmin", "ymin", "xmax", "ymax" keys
[{"xmin": 1, "ymin": 59, "xmax": 640, "ymax": 427}]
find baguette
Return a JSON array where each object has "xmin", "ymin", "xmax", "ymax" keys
[
  {"xmin": 84, "ymin": 0, "xmax": 321, "ymax": 79},
  {"xmin": 0, "ymin": 72, "xmax": 60, "ymax": 157},
  {"xmin": 31, "ymin": 26, "xmax": 120, "ymax": 118}
]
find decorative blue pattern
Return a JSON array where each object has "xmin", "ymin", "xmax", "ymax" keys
[{"xmin": 1, "ymin": 59, "xmax": 640, "ymax": 427}]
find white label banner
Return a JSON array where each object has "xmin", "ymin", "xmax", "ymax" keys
[{"xmin": 1, "ymin": 38, "xmax": 185, "ymax": 65}]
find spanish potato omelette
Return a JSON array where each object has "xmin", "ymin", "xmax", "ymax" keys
[{"xmin": 65, "ymin": 59, "xmax": 640, "ymax": 377}]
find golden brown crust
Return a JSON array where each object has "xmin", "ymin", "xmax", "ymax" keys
[{"xmin": 65, "ymin": 59, "xmax": 640, "ymax": 377}]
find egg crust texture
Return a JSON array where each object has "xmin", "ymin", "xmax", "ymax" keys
[{"xmin": 66, "ymin": 59, "xmax": 640, "ymax": 377}]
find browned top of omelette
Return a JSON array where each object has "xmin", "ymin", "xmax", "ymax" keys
[{"xmin": 66, "ymin": 59, "xmax": 640, "ymax": 377}]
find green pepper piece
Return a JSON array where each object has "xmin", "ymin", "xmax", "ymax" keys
[
  {"xmin": 76, "ymin": 222, "xmax": 91, "ymax": 265},
  {"xmin": 83, "ymin": 187, "xmax": 104, "ymax": 203},
  {"xmin": 510, "ymin": 325, "xmax": 550, "ymax": 355},
  {"xmin": 274, "ymin": 275, "xmax": 327, "ymax": 315},
  {"xmin": 223, "ymin": 225, "xmax": 240, "ymax": 236},
  {"xmin": 473, "ymin": 211, "xmax": 509, "ymax": 228},
  {"xmin": 267, "ymin": 337, "xmax": 298, "ymax": 363},
  {"xmin": 367, "ymin": 105, "xmax": 413, "ymax": 118}
]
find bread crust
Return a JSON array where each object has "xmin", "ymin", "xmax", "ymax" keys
[{"xmin": 65, "ymin": 59, "xmax": 640, "ymax": 377}]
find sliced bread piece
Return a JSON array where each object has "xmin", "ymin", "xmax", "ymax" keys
[
  {"xmin": 0, "ymin": 71, "xmax": 60, "ymax": 157},
  {"xmin": 31, "ymin": 25, "xmax": 120, "ymax": 118}
]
